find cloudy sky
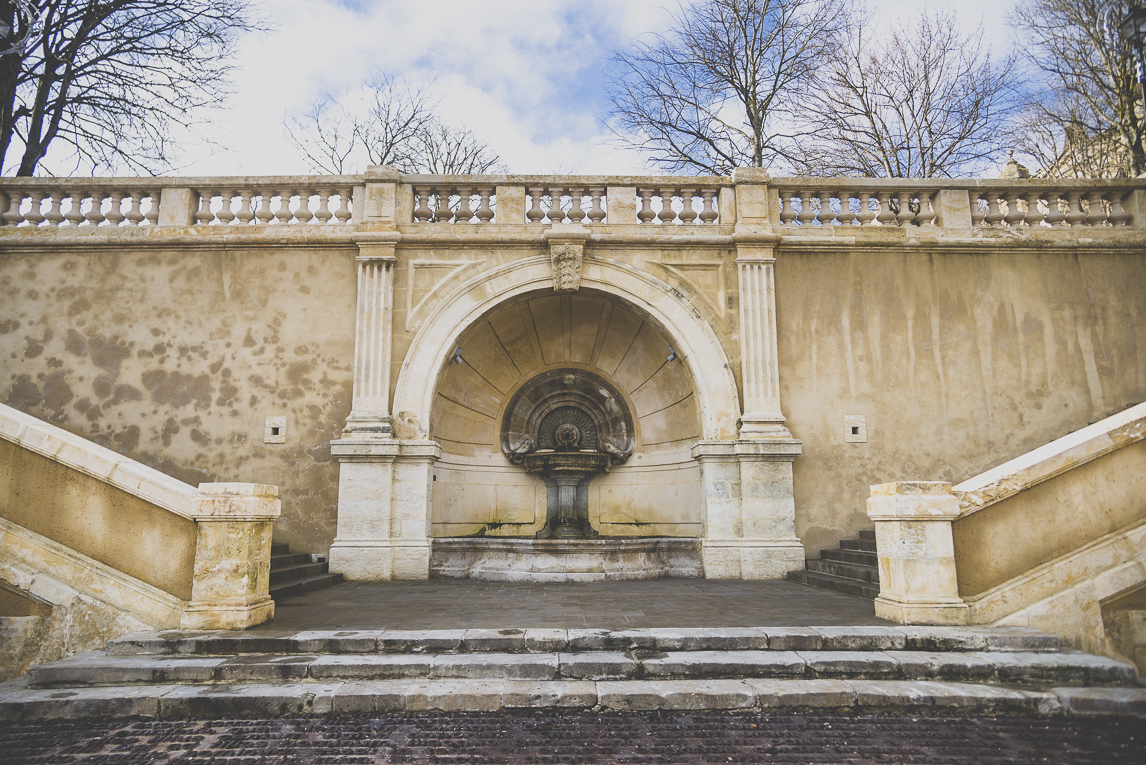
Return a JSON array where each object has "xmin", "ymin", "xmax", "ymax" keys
[{"xmin": 177, "ymin": 0, "xmax": 1012, "ymax": 177}]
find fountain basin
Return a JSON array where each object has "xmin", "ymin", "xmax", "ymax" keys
[{"xmin": 430, "ymin": 537, "xmax": 703, "ymax": 582}]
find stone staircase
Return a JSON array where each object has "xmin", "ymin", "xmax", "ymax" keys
[
  {"xmin": 1, "ymin": 626, "xmax": 1143, "ymax": 720},
  {"xmin": 269, "ymin": 543, "xmax": 343, "ymax": 601},
  {"xmin": 788, "ymin": 529, "xmax": 879, "ymax": 599}
]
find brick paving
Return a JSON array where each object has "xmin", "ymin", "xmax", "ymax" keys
[
  {"xmin": 0, "ymin": 711, "xmax": 1142, "ymax": 763},
  {"xmin": 260, "ymin": 579, "xmax": 889, "ymax": 631}
]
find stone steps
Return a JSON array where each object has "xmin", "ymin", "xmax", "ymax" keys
[
  {"xmin": 788, "ymin": 530, "xmax": 881, "ymax": 600},
  {"xmin": 267, "ymin": 543, "xmax": 342, "ymax": 601},
  {"xmin": 3, "ymin": 626, "xmax": 1142, "ymax": 721}
]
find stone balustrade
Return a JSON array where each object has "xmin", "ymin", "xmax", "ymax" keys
[{"xmin": 1, "ymin": 172, "xmax": 1142, "ymax": 231}]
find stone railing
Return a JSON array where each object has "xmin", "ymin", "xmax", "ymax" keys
[
  {"xmin": 867, "ymin": 402, "xmax": 1146, "ymax": 660},
  {"xmin": 1, "ymin": 171, "xmax": 1141, "ymax": 231}
]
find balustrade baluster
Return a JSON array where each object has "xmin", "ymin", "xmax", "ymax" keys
[
  {"xmin": 1023, "ymin": 193, "xmax": 1044, "ymax": 227},
  {"xmin": 1004, "ymin": 193, "xmax": 1025, "ymax": 227},
  {"xmin": 857, "ymin": 193, "xmax": 875, "ymax": 225},
  {"xmin": 656, "ymin": 190, "xmax": 677, "ymax": 224},
  {"xmin": 274, "ymin": 191, "xmax": 295, "ymax": 223},
  {"xmin": 195, "ymin": 192, "xmax": 216, "ymax": 224},
  {"xmin": 778, "ymin": 192, "xmax": 797, "ymax": 224},
  {"xmin": 526, "ymin": 188, "xmax": 545, "ymax": 223},
  {"xmin": 414, "ymin": 187, "xmax": 434, "ymax": 222},
  {"xmin": 915, "ymin": 192, "xmax": 937, "ymax": 226},
  {"xmin": 970, "ymin": 194, "xmax": 986, "ymax": 226},
  {"xmin": 125, "ymin": 193, "xmax": 145, "ymax": 226},
  {"xmin": 677, "ymin": 190, "xmax": 698, "ymax": 224},
  {"xmin": 254, "ymin": 194, "xmax": 274, "ymax": 224},
  {"xmin": 334, "ymin": 189, "xmax": 353, "ymax": 223},
  {"xmin": 475, "ymin": 188, "xmax": 495, "ymax": 223},
  {"xmin": 796, "ymin": 191, "xmax": 816, "ymax": 225},
  {"xmin": 64, "ymin": 194, "xmax": 85, "ymax": 226},
  {"xmin": 699, "ymin": 189, "xmax": 718, "ymax": 223},
  {"xmin": 294, "ymin": 191, "xmax": 314, "ymax": 223},
  {"xmin": 552, "ymin": 189, "xmax": 570, "ymax": 223},
  {"xmin": 105, "ymin": 192, "xmax": 126, "ymax": 226},
  {"xmin": 1108, "ymin": 192, "xmax": 1132, "ymax": 226},
  {"xmin": 817, "ymin": 191, "xmax": 835, "ymax": 225},
  {"xmin": 1085, "ymin": 192, "xmax": 1107, "ymax": 226},
  {"xmin": 315, "ymin": 190, "xmax": 333, "ymax": 223},
  {"xmin": 835, "ymin": 192, "xmax": 855, "ymax": 225},
  {"xmin": 454, "ymin": 188, "xmax": 473, "ymax": 223},
  {"xmin": 236, "ymin": 191, "xmax": 255, "ymax": 224},
  {"xmin": 875, "ymin": 192, "xmax": 896, "ymax": 225},
  {"xmin": 587, "ymin": 188, "xmax": 606, "ymax": 223},
  {"xmin": 24, "ymin": 192, "xmax": 45, "ymax": 226},
  {"xmin": 637, "ymin": 189, "xmax": 656, "ymax": 224},
  {"xmin": 144, "ymin": 194, "xmax": 160, "ymax": 225},
  {"xmin": 895, "ymin": 193, "xmax": 916, "ymax": 226},
  {"xmin": 84, "ymin": 191, "xmax": 107, "ymax": 225},
  {"xmin": 563, "ymin": 191, "xmax": 582, "ymax": 224},
  {"xmin": 2, "ymin": 192, "xmax": 23, "ymax": 226},
  {"xmin": 44, "ymin": 192, "xmax": 65, "ymax": 226},
  {"xmin": 1064, "ymin": 192, "xmax": 1086, "ymax": 227},
  {"xmin": 1042, "ymin": 192, "xmax": 1065, "ymax": 227},
  {"xmin": 983, "ymin": 195, "xmax": 1005, "ymax": 227},
  {"xmin": 218, "ymin": 191, "xmax": 238, "ymax": 224}
]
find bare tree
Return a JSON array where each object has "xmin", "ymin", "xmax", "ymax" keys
[
  {"xmin": 0, "ymin": 0, "xmax": 260, "ymax": 177},
  {"xmin": 604, "ymin": 0, "xmax": 848, "ymax": 175},
  {"xmin": 792, "ymin": 11, "xmax": 1016, "ymax": 178},
  {"xmin": 284, "ymin": 77, "xmax": 504, "ymax": 175},
  {"xmin": 1013, "ymin": 0, "xmax": 1143, "ymax": 177}
]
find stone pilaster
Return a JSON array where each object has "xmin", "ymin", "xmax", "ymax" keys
[
  {"xmin": 693, "ymin": 440, "xmax": 804, "ymax": 579},
  {"xmin": 179, "ymin": 483, "xmax": 280, "ymax": 630},
  {"xmin": 735, "ymin": 251, "xmax": 791, "ymax": 439},
  {"xmin": 867, "ymin": 481, "xmax": 970, "ymax": 625},
  {"xmin": 343, "ymin": 236, "xmax": 398, "ymax": 437}
]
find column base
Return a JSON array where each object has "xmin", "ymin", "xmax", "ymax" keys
[
  {"xmin": 702, "ymin": 539, "xmax": 806, "ymax": 580},
  {"xmin": 340, "ymin": 413, "xmax": 394, "ymax": 438},
  {"xmin": 329, "ymin": 539, "xmax": 430, "ymax": 580},
  {"xmin": 874, "ymin": 596, "xmax": 971, "ymax": 626},
  {"xmin": 179, "ymin": 597, "xmax": 275, "ymax": 630}
]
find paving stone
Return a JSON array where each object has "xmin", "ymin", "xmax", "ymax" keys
[
  {"xmin": 214, "ymin": 654, "xmax": 316, "ymax": 682},
  {"xmin": 567, "ymin": 629, "xmax": 655, "ymax": 650},
  {"xmin": 986, "ymin": 651, "xmax": 1138, "ymax": 685},
  {"xmin": 378, "ymin": 630, "xmax": 466, "ymax": 652},
  {"xmin": 894, "ymin": 626, "xmax": 988, "ymax": 651},
  {"xmin": 641, "ymin": 650, "xmax": 804, "ymax": 679},
  {"xmin": 0, "ymin": 685, "xmax": 175, "ymax": 722},
  {"xmin": 31, "ymin": 656, "xmax": 226, "ymax": 687},
  {"xmin": 558, "ymin": 652, "xmax": 639, "ymax": 680},
  {"xmin": 972, "ymin": 626, "xmax": 1059, "ymax": 652},
  {"xmin": 1054, "ymin": 686, "xmax": 1146, "ymax": 716},
  {"xmin": 798, "ymin": 651, "xmax": 899, "ymax": 679},
  {"xmin": 290, "ymin": 630, "xmax": 383, "ymax": 653},
  {"xmin": 597, "ymin": 680, "xmax": 756, "ymax": 710},
  {"xmin": 329, "ymin": 681, "xmax": 409, "ymax": 713},
  {"xmin": 648, "ymin": 628, "xmax": 769, "ymax": 651},
  {"xmin": 157, "ymin": 683, "xmax": 342, "ymax": 717},
  {"xmin": 431, "ymin": 653, "xmax": 558, "ymax": 680},
  {"xmin": 763, "ymin": 627, "xmax": 822, "ymax": 650},
  {"xmin": 462, "ymin": 628, "xmax": 527, "ymax": 652},
  {"xmin": 403, "ymin": 680, "xmax": 505, "ymax": 711},
  {"xmin": 893, "ymin": 651, "xmax": 996, "ymax": 681},
  {"xmin": 523, "ymin": 629, "xmax": 568, "ymax": 652},
  {"xmin": 309, "ymin": 654, "xmax": 434, "ymax": 680},
  {"xmin": 812, "ymin": 626, "xmax": 906, "ymax": 651},
  {"xmin": 747, "ymin": 679, "xmax": 856, "ymax": 709},
  {"xmin": 500, "ymin": 680, "xmax": 598, "ymax": 709}
]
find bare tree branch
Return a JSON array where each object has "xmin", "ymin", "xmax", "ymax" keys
[
  {"xmin": 0, "ymin": 0, "xmax": 262, "ymax": 176},
  {"xmin": 284, "ymin": 76, "xmax": 504, "ymax": 175},
  {"xmin": 604, "ymin": 0, "xmax": 848, "ymax": 175}
]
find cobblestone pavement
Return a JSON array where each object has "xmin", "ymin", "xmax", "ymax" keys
[
  {"xmin": 0, "ymin": 711, "xmax": 1142, "ymax": 763},
  {"xmin": 262, "ymin": 580, "xmax": 888, "ymax": 631}
]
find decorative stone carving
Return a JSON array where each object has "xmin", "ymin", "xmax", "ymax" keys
[{"xmin": 550, "ymin": 242, "xmax": 583, "ymax": 292}]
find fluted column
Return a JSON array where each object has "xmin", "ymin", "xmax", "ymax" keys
[
  {"xmin": 736, "ymin": 250, "xmax": 791, "ymax": 439},
  {"xmin": 343, "ymin": 245, "xmax": 397, "ymax": 437}
]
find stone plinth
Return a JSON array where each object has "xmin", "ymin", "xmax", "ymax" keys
[
  {"xmin": 179, "ymin": 483, "xmax": 280, "ymax": 630},
  {"xmin": 430, "ymin": 538, "xmax": 703, "ymax": 582}
]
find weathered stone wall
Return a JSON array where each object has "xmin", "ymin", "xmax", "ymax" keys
[{"xmin": 0, "ymin": 244, "xmax": 356, "ymax": 554}]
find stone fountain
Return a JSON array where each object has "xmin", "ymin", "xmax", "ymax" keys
[{"xmin": 430, "ymin": 369, "xmax": 702, "ymax": 581}]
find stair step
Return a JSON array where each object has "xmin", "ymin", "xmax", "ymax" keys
[
  {"xmin": 839, "ymin": 538, "xmax": 877, "ymax": 552},
  {"xmin": 821, "ymin": 549, "xmax": 878, "ymax": 566},
  {"xmin": 29, "ymin": 650, "xmax": 1136, "ymax": 688},
  {"xmin": 6, "ymin": 678, "xmax": 1145, "ymax": 720},
  {"xmin": 805, "ymin": 559, "xmax": 879, "ymax": 583},
  {"xmin": 105, "ymin": 626, "xmax": 1062, "ymax": 657},
  {"xmin": 858, "ymin": 529, "xmax": 876, "ymax": 541},
  {"xmin": 270, "ymin": 553, "xmax": 312, "ymax": 568},
  {"xmin": 269, "ymin": 572, "xmax": 344, "ymax": 600},
  {"xmin": 270, "ymin": 543, "xmax": 291, "ymax": 556},
  {"xmin": 787, "ymin": 570, "xmax": 880, "ymax": 600},
  {"xmin": 270, "ymin": 562, "xmax": 331, "ymax": 585}
]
